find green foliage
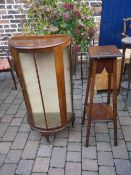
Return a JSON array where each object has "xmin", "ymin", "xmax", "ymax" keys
[{"xmin": 23, "ymin": 0, "xmax": 96, "ymax": 52}]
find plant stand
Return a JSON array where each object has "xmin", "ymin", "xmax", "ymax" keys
[{"xmin": 82, "ymin": 45, "xmax": 123, "ymax": 147}]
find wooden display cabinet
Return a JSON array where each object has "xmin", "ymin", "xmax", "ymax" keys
[{"xmin": 9, "ymin": 34, "xmax": 75, "ymax": 142}]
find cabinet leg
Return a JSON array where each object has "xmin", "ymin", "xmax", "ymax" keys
[{"xmin": 43, "ymin": 133, "xmax": 50, "ymax": 143}]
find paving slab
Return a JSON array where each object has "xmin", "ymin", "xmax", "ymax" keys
[
  {"xmin": 11, "ymin": 132, "xmax": 29, "ymax": 149},
  {"xmin": 82, "ymin": 172, "xmax": 98, "ymax": 175},
  {"xmin": 4, "ymin": 150, "xmax": 22, "ymax": 163},
  {"xmin": 2, "ymin": 126, "xmax": 19, "ymax": 141},
  {"xmin": 65, "ymin": 162, "xmax": 81, "ymax": 175},
  {"xmin": 22, "ymin": 140, "xmax": 39, "ymax": 159},
  {"xmin": 0, "ymin": 155, "xmax": 6, "ymax": 167},
  {"xmin": 16, "ymin": 159, "xmax": 34, "ymax": 175},
  {"xmin": 112, "ymin": 140, "xmax": 129, "ymax": 159},
  {"xmin": 1, "ymin": 114, "xmax": 14, "ymax": 123},
  {"xmin": 37, "ymin": 144, "xmax": 52, "ymax": 157},
  {"xmin": 97, "ymin": 142, "xmax": 111, "ymax": 151},
  {"xmin": 67, "ymin": 151, "xmax": 81, "ymax": 162},
  {"xmin": 82, "ymin": 159, "xmax": 98, "ymax": 171},
  {"xmin": 82, "ymin": 146, "xmax": 97, "ymax": 159},
  {"xmin": 122, "ymin": 126, "xmax": 131, "ymax": 141},
  {"xmin": 0, "ymin": 164, "xmax": 17, "ymax": 175},
  {"xmin": 114, "ymin": 159, "xmax": 131, "ymax": 175},
  {"xmin": 99, "ymin": 166, "xmax": 116, "ymax": 175},
  {"xmin": 48, "ymin": 168, "xmax": 64, "ymax": 175},
  {"xmin": 0, "ymin": 123, "xmax": 9, "ymax": 137},
  {"xmin": 98, "ymin": 152, "xmax": 114, "ymax": 166},
  {"xmin": 67, "ymin": 142, "xmax": 81, "ymax": 152},
  {"xmin": 50, "ymin": 147, "xmax": 66, "ymax": 168},
  {"xmin": 0, "ymin": 142, "xmax": 12, "ymax": 154},
  {"xmin": 53, "ymin": 137, "xmax": 68, "ymax": 147},
  {"xmin": 33, "ymin": 157, "xmax": 50, "ymax": 173}
]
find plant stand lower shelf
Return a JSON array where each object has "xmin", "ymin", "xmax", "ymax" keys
[{"xmin": 86, "ymin": 103, "xmax": 113, "ymax": 121}]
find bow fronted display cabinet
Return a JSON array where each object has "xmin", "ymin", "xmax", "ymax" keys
[{"xmin": 9, "ymin": 34, "xmax": 75, "ymax": 142}]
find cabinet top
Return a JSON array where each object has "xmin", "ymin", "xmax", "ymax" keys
[
  {"xmin": 88, "ymin": 45, "xmax": 123, "ymax": 59},
  {"xmin": 9, "ymin": 34, "xmax": 71, "ymax": 50}
]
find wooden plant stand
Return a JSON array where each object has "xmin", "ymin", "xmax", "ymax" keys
[{"xmin": 82, "ymin": 45, "xmax": 123, "ymax": 147}]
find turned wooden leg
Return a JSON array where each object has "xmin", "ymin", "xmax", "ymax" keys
[{"xmin": 43, "ymin": 133, "xmax": 50, "ymax": 143}]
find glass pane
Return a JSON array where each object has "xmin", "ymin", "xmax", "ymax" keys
[
  {"xmin": 35, "ymin": 52, "xmax": 61, "ymax": 128},
  {"xmin": 19, "ymin": 53, "xmax": 46, "ymax": 128},
  {"xmin": 63, "ymin": 47, "xmax": 72, "ymax": 113}
]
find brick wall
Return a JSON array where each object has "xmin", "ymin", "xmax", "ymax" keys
[
  {"xmin": 0, "ymin": 0, "xmax": 29, "ymax": 56},
  {"xmin": 0, "ymin": 0, "xmax": 29, "ymax": 37},
  {"xmin": 0, "ymin": 0, "xmax": 102, "ymax": 56}
]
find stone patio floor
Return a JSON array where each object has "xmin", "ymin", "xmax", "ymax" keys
[{"xmin": 0, "ymin": 65, "xmax": 131, "ymax": 175}]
